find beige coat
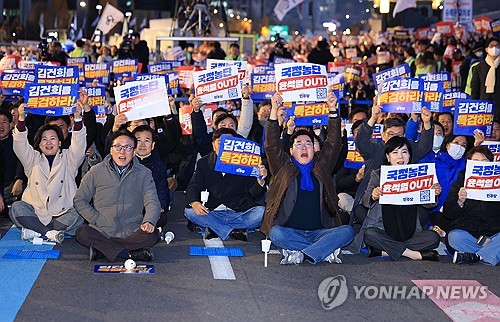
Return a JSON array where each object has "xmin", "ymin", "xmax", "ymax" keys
[{"xmin": 13, "ymin": 126, "xmax": 87, "ymax": 225}]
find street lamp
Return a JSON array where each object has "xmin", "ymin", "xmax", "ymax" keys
[
  {"xmin": 79, "ymin": 1, "xmax": 86, "ymax": 8},
  {"xmin": 380, "ymin": 0, "xmax": 390, "ymax": 32},
  {"xmin": 96, "ymin": 4, "xmax": 102, "ymax": 10}
]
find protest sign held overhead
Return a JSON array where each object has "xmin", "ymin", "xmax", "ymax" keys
[
  {"xmin": 0, "ymin": 70, "xmax": 35, "ymax": 96},
  {"xmin": 24, "ymin": 83, "xmax": 78, "ymax": 116},
  {"xmin": 292, "ymin": 102, "xmax": 329, "ymax": 126},
  {"xmin": 35, "ymin": 65, "xmax": 79, "ymax": 84},
  {"xmin": 378, "ymin": 77, "xmax": 422, "ymax": 113},
  {"xmin": 453, "ymin": 100, "xmax": 495, "ymax": 136},
  {"xmin": 84, "ymin": 63, "xmax": 111, "ymax": 85},
  {"xmin": 215, "ymin": 135, "xmax": 261, "ymax": 178},
  {"xmin": 206, "ymin": 59, "xmax": 248, "ymax": 84},
  {"xmin": 275, "ymin": 63, "xmax": 328, "ymax": 102},
  {"xmin": 372, "ymin": 63, "xmax": 411, "ymax": 89},
  {"xmin": 251, "ymin": 73, "xmax": 276, "ymax": 101},
  {"xmin": 193, "ymin": 66, "xmax": 241, "ymax": 104},
  {"xmin": 83, "ymin": 86, "xmax": 107, "ymax": 114},
  {"xmin": 112, "ymin": 59, "xmax": 138, "ymax": 79}
]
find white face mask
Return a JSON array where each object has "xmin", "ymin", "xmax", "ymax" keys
[
  {"xmin": 433, "ymin": 135, "xmax": 444, "ymax": 152},
  {"xmin": 487, "ymin": 46, "xmax": 500, "ymax": 57},
  {"xmin": 474, "ymin": 51, "xmax": 483, "ymax": 58},
  {"xmin": 448, "ymin": 143, "xmax": 465, "ymax": 160}
]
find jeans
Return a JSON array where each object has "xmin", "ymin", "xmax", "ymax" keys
[
  {"xmin": 184, "ymin": 206, "xmax": 265, "ymax": 240},
  {"xmin": 269, "ymin": 225, "xmax": 355, "ymax": 264},
  {"xmin": 9, "ymin": 200, "xmax": 83, "ymax": 235},
  {"xmin": 448, "ymin": 229, "xmax": 500, "ymax": 266}
]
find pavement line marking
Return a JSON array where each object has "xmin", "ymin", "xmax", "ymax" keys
[
  {"xmin": 413, "ymin": 280, "xmax": 500, "ymax": 321},
  {"xmin": 203, "ymin": 238, "xmax": 236, "ymax": 280},
  {"xmin": 0, "ymin": 226, "xmax": 53, "ymax": 322}
]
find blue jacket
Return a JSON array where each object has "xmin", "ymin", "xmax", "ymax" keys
[{"xmin": 432, "ymin": 152, "xmax": 466, "ymax": 213}]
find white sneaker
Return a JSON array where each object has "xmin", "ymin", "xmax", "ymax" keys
[
  {"xmin": 280, "ymin": 249, "xmax": 304, "ymax": 265},
  {"xmin": 45, "ymin": 230, "xmax": 65, "ymax": 244},
  {"xmin": 324, "ymin": 248, "xmax": 342, "ymax": 264},
  {"xmin": 21, "ymin": 228, "xmax": 41, "ymax": 240}
]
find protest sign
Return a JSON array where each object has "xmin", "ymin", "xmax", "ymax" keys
[
  {"xmin": 178, "ymin": 66, "xmax": 197, "ymax": 89},
  {"xmin": 329, "ymin": 73, "xmax": 345, "ymax": 99},
  {"xmin": 292, "ymin": 102, "xmax": 329, "ymax": 126},
  {"xmin": 327, "ymin": 61, "xmax": 348, "ymax": 74},
  {"xmin": 442, "ymin": 91, "xmax": 469, "ymax": 113},
  {"xmin": 464, "ymin": 160, "xmax": 500, "ymax": 202},
  {"xmin": 379, "ymin": 163, "xmax": 436, "ymax": 205},
  {"xmin": 67, "ymin": 57, "xmax": 87, "ymax": 83},
  {"xmin": 491, "ymin": 19, "xmax": 500, "ymax": 37},
  {"xmin": 178, "ymin": 104, "xmax": 216, "ymax": 135},
  {"xmin": 18, "ymin": 61, "xmax": 50, "ymax": 70},
  {"xmin": 420, "ymin": 80, "xmax": 443, "ymax": 112},
  {"xmin": 193, "ymin": 66, "xmax": 241, "ymax": 103},
  {"xmin": 251, "ymin": 73, "xmax": 275, "ymax": 101},
  {"xmin": 376, "ymin": 51, "xmax": 391, "ymax": 65},
  {"xmin": 148, "ymin": 61, "xmax": 173, "ymax": 75},
  {"xmin": 482, "ymin": 142, "xmax": 500, "ymax": 162},
  {"xmin": 24, "ymin": 83, "xmax": 78, "ymax": 116},
  {"xmin": 84, "ymin": 63, "xmax": 111, "ymax": 85},
  {"xmin": 112, "ymin": 59, "xmax": 138, "ymax": 78},
  {"xmin": 215, "ymin": 135, "xmax": 261, "ymax": 177},
  {"xmin": 372, "ymin": 63, "xmax": 411, "ymax": 89},
  {"xmin": 83, "ymin": 86, "xmax": 107, "ymax": 114},
  {"xmin": 344, "ymin": 130, "xmax": 364, "ymax": 170},
  {"xmin": 114, "ymin": 77, "xmax": 170, "ymax": 122},
  {"xmin": 453, "ymin": 100, "xmax": 494, "ymax": 136},
  {"xmin": 134, "ymin": 73, "xmax": 168, "ymax": 83},
  {"xmin": 167, "ymin": 72, "xmax": 180, "ymax": 96},
  {"xmin": 253, "ymin": 65, "xmax": 274, "ymax": 74},
  {"xmin": 378, "ymin": 77, "xmax": 422, "ymax": 113},
  {"xmin": 206, "ymin": 59, "xmax": 248, "ymax": 84},
  {"xmin": 418, "ymin": 72, "xmax": 451, "ymax": 91},
  {"xmin": 35, "ymin": 65, "xmax": 78, "ymax": 84},
  {"xmin": 0, "ymin": 70, "xmax": 35, "ymax": 95},
  {"xmin": 436, "ymin": 21, "xmax": 455, "ymax": 36},
  {"xmin": 275, "ymin": 63, "xmax": 327, "ymax": 102}
]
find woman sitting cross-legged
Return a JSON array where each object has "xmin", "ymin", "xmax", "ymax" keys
[{"xmin": 352, "ymin": 136, "xmax": 441, "ymax": 261}]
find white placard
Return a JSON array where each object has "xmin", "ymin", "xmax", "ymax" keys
[
  {"xmin": 274, "ymin": 63, "xmax": 328, "ymax": 102},
  {"xmin": 193, "ymin": 66, "xmax": 241, "ymax": 104},
  {"xmin": 464, "ymin": 160, "xmax": 500, "ymax": 202}
]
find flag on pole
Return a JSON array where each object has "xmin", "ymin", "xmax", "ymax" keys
[
  {"xmin": 393, "ymin": 0, "xmax": 417, "ymax": 18},
  {"xmin": 274, "ymin": 0, "xmax": 305, "ymax": 22},
  {"xmin": 96, "ymin": 3, "xmax": 124, "ymax": 35}
]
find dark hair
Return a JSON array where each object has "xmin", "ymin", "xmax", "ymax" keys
[
  {"xmin": 312, "ymin": 133, "xmax": 324, "ymax": 149},
  {"xmin": 383, "ymin": 117, "xmax": 406, "ymax": 132},
  {"xmin": 404, "ymin": 46, "xmax": 416, "ymax": 57},
  {"xmin": 289, "ymin": 129, "xmax": 315, "ymax": 148},
  {"xmin": 45, "ymin": 115, "xmax": 70, "ymax": 127},
  {"xmin": 383, "ymin": 136, "xmax": 413, "ymax": 165},
  {"xmin": 76, "ymin": 39, "xmax": 85, "ymax": 47},
  {"xmin": 258, "ymin": 100, "xmax": 271, "ymax": 110},
  {"xmin": 433, "ymin": 120, "xmax": 445, "ymax": 134},
  {"xmin": 229, "ymin": 43, "xmax": 240, "ymax": 49},
  {"xmin": 349, "ymin": 108, "xmax": 368, "ymax": 122},
  {"xmin": 485, "ymin": 36, "xmax": 500, "ymax": 49},
  {"xmin": 351, "ymin": 119, "xmax": 364, "ymax": 135},
  {"xmin": 33, "ymin": 124, "xmax": 64, "ymax": 153},
  {"xmin": 440, "ymin": 134, "xmax": 470, "ymax": 153},
  {"xmin": 110, "ymin": 129, "xmax": 137, "ymax": 148},
  {"xmin": 0, "ymin": 109, "xmax": 13, "ymax": 123},
  {"xmin": 212, "ymin": 107, "xmax": 228, "ymax": 118},
  {"xmin": 132, "ymin": 125, "xmax": 156, "ymax": 142},
  {"xmin": 214, "ymin": 113, "xmax": 238, "ymax": 128},
  {"xmin": 212, "ymin": 127, "xmax": 238, "ymax": 141},
  {"xmin": 466, "ymin": 146, "xmax": 494, "ymax": 161},
  {"xmin": 437, "ymin": 112, "xmax": 453, "ymax": 122}
]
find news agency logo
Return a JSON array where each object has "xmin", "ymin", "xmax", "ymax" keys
[{"xmin": 318, "ymin": 276, "xmax": 490, "ymax": 310}]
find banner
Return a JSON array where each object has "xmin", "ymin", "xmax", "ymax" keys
[
  {"xmin": 35, "ymin": 65, "xmax": 79, "ymax": 84},
  {"xmin": 372, "ymin": 63, "xmax": 411, "ymax": 89},
  {"xmin": 215, "ymin": 135, "xmax": 261, "ymax": 177},
  {"xmin": 95, "ymin": 3, "xmax": 124, "ymax": 35},
  {"xmin": 114, "ymin": 78, "xmax": 170, "ymax": 122},
  {"xmin": 148, "ymin": 61, "xmax": 173, "ymax": 75},
  {"xmin": 275, "ymin": 63, "xmax": 327, "ymax": 102},
  {"xmin": 251, "ymin": 73, "xmax": 275, "ymax": 101},
  {"xmin": 206, "ymin": 59, "xmax": 247, "ymax": 84},
  {"xmin": 292, "ymin": 102, "xmax": 329, "ymax": 126},
  {"xmin": 0, "ymin": 70, "xmax": 35, "ymax": 95},
  {"xmin": 379, "ymin": 77, "xmax": 422, "ymax": 113},
  {"xmin": 24, "ymin": 84, "xmax": 78, "ymax": 116},
  {"xmin": 83, "ymin": 86, "xmax": 107, "ymax": 114},
  {"xmin": 273, "ymin": 0, "xmax": 305, "ymax": 21},
  {"xmin": 453, "ymin": 99, "xmax": 494, "ymax": 136},
  {"xmin": 482, "ymin": 142, "xmax": 500, "ymax": 162},
  {"xmin": 420, "ymin": 80, "xmax": 443, "ymax": 112},
  {"xmin": 84, "ymin": 63, "xmax": 111, "ymax": 85},
  {"xmin": 464, "ymin": 160, "xmax": 500, "ymax": 202},
  {"xmin": 379, "ymin": 163, "xmax": 436, "ymax": 205},
  {"xmin": 193, "ymin": 66, "xmax": 241, "ymax": 103},
  {"xmin": 178, "ymin": 66, "xmax": 197, "ymax": 89},
  {"xmin": 112, "ymin": 59, "xmax": 138, "ymax": 79},
  {"xmin": 67, "ymin": 57, "xmax": 87, "ymax": 83},
  {"xmin": 442, "ymin": 91, "xmax": 469, "ymax": 113}
]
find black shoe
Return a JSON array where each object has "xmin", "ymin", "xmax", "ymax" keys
[
  {"xmin": 453, "ymin": 252, "xmax": 480, "ymax": 265},
  {"xmin": 204, "ymin": 227, "xmax": 219, "ymax": 239},
  {"xmin": 367, "ymin": 246, "xmax": 382, "ymax": 258},
  {"xmin": 187, "ymin": 220, "xmax": 201, "ymax": 232},
  {"xmin": 420, "ymin": 249, "xmax": 439, "ymax": 261},
  {"xmin": 128, "ymin": 248, "xmax": 154, "ymax": 262},
  {"xmin": 89, "ymin": 247, "xmax": 105, "ymax": 261},
  {"xmin": 230, "ymin": 229, "xmax": 248, "ymax": 242}
]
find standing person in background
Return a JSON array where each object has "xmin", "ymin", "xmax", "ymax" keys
[{"xmin": 131, "ymin": 32, "xmax": 149, "ymax": 73}]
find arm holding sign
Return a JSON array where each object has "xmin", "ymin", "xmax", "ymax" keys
[
  {"xmin": 189, "ymin": 95, "xmax": 213, "ymax": 157},
  {"xmin": 410, "ymin": 107, "xmax": 433, "ymax": 162},
  {"xmin": 315, "ymin": 93, "xmax": 342, "ymax": 174},
  {"xmin": 362, "ymin": 170, "xmax": 381, "ymax": 208},
  {"xmin": 237, "ymin": 84, "xmax": 254, "ymax": 139},
  {"xmin": 66, "ymin": 105, "xmax": 87, "ymax": 174},
  {"xmin": 265, "ymin": 93, "xmax": 289, "ymax": 176}
]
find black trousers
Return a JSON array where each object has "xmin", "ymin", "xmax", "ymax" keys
[
  {"xmin": 75, "ymin": 225, "xmax": 159, "ymax": 261},
  {"xmin": 364, "ymin": 227, "xmax": 440, "ymax": 260}
]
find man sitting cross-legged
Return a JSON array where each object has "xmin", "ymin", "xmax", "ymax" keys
[
  {"xmin": 184, "ymin": 128, "xmax": 267, "ymax": 241},
  {"xmin": 74, "ymin": 130, "xmax": 161, "ymax": 262},
  {"xmin": 261, "ymin": 92, "xmax": 354, "ymax": 265}
]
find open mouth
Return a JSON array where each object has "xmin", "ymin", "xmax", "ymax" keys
[
  {"xmin": 301, "ymin": 153, "xmax": 308, "ymax": 158},
  {"xmin": 396, "ymin": 161, "xmax": 405, "ymax": 165}
]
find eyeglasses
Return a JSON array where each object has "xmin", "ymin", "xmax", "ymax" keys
[
  {"xmin": 293, "ymin": 142, "xmax": 313, "ymax": 149},
  {"xmin": 112, "ymin": 145, "xmax": 134, "ymax": 152}
]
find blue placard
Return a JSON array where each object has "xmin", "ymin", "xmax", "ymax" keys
[
  {"xmin": 491, "ymin": 19, "xmax": 500, "ymax": 37},
  {"xmin": 251, "ymin": 73, "xmax": 275, "ymax": 101},
  {"xmin": 35, "ymin": 65, "xmax": 79, "ymax": 84},
  {"xmin": 253, "ymin": 65, "xmax": 274, "ymax": 74},
  {"xmin": 344, "ymin": 137, "xmax": 364, "ymax": 169},
  {"xmin": 0, "ymin": 69, "xmax": 35, "ymax": 95},
  {"xmin": 148, "ymin": 61, "xmax": 173, "ymax": 75},
  {"xmin": 24, "ymin": 83, "xmax": 79, "ymax": 116},
  {"xmin": 292, "ymin": 102, "xmax": 329, "ymax": 126},
  {"xmin": 420, "ymin": 80, "xmax": 444, "ymax": 112},
  {"xmin": 84, "ymin": 63, "xmax": 111, "ymax": 85},
  {"xmin": 442, "ymin": 91, "xmax": 469, "ymax": 113},
  {"xmin": 162, "ymin": 59, "xmax": 184, "ymax": 69},
  {"xmin": 84, "ymin": 86, "xmax": 107, "ymax": 114},
  {"xmin": 134, "ymin": 73, "xmax": 169, "ymax": 83},
  {"xmin": 453, "ymin": 99, "xmax": 495, "ymax": 136},
  {"xmin": 379, "ymin": 77, "xmax": 422, "ymax": 113},
  {"xmin": 372, "ymin": 63, "xmax": 411, "ymax": 89},
  {"xmin": 112, "ymin": 59, "xmax": 138, "ymax": 79},
  {"xmin": 330, "ymin": 73, "xmax": 345, "ymax": 99},
  {"xmin": 167, "ymin": 72, "xmax": 179, "ymax": 96},
  {"xmin": 215, "ymin": 135, "xmax": 261, "ymax": 177}
]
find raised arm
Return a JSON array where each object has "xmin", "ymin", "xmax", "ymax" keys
[
  {"xmin": 12, "ymin": 104, "xmax": 37, "ymax": 176},
  {"xmin": 264, "ymin": 92, "xmax": 289, "ymax": 176},
  {"xmin": 316, "ymin": 93, "xmax": 342, "ymax": 174},
  {"xmin": 237, "ymin": 84, "xmax": 254, "ymax": 138}
]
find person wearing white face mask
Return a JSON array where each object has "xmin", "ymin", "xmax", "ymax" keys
[
  {"xmin": 471, "ymin": 37, "xmax": 500, "ymax": 121},
  {"xmin": 429, "ymin": 135, "xmax": 470, "ymax": 234},
  {"xmin": 416, "ymin": 122, "xmax": 446, "ymax": 164}
]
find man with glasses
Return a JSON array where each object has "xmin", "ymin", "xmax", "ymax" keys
[
  {"xmin": 74, "ymin": 130, "xmax": 161, "ymax": 262},
  {"xmin": 351, "ymin": 103, "xmax": 434, "ymax": 224}
]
